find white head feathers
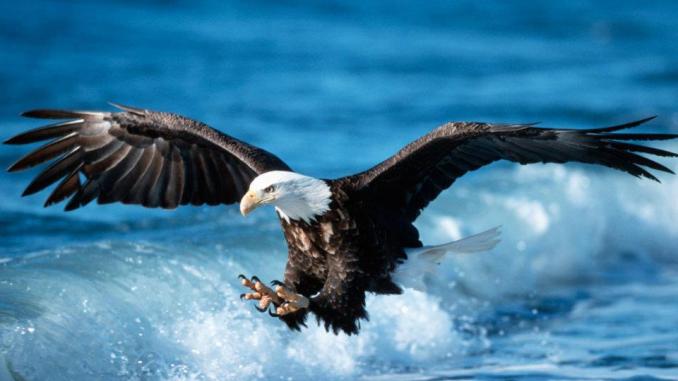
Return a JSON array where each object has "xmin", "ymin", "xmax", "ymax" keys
[{"xmin": 248, "ymin": 171, "xmax": 332, "ymax": 223}]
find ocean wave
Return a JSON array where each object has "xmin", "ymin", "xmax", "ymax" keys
[{"xmin": 1, "ymin": 164, "xmax": 676, "ymax": 380}]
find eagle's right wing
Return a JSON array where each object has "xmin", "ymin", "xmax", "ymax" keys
[
  {"xmin": 5, "ymin": 103, "xmax": 290, "ymax": 210},
  {"xmin": 344, "ymin": 117, "xmax": 677, "ymax": 223}
]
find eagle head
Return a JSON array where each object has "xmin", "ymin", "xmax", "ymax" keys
[{"xmin": 240, "ymin": 171, "xmax": 332, "ymax": 223}]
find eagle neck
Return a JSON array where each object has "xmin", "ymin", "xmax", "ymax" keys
[{"xmin": 274, "ymin": 178, "xmax": 332, "ymax": 223}]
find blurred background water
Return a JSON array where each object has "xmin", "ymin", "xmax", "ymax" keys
[{"xmin": 1, "ymin": 1, "xmax": 677, "ymax": 380}]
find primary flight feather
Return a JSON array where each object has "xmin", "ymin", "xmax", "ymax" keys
[{"xmin": 6, "ymin": 104, "xmax": 677, "ymax": 334}]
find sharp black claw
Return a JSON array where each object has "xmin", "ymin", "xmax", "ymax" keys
[
  {"xmin": 237, "ymin": 274, "xmax": 247, "ymax": 281},
  {"xmin": 255, "ymin": 305, "xmax": 267, "ymax": 313},
  {"xmin": 268, "ymin": 308, "xmax": 280, "ymax": 317},
  {"xmin": 251, "ymin": 276, "xmax": 261, "ymax": 283},
  {"xmin": 239, "ymin": 293, "xmax": 246, "ymax": 300},
  {"xmin": 270, "ymin": 280, "xmax": 285, "ymax": 287}
]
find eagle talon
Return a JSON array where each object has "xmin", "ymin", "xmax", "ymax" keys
[
  {"xmin": 271, "ymin": 286, "xmax": 310, "ymax": 316},
  {"xmin": 254, "ymin": 305, "xmax": 267, "ymax": 313},
  {"xmin": 239, "ymin": 275, "xmax": 256, "ymax": 289},
  {"xmin": 238, "ymin": 275, "xmax": 307, "ymax": 317},
  {"xmin": 239, "ymin": 274, "xmax": 284, "ymax": 313}
]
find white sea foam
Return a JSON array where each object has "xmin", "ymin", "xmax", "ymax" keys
[{"xmin": 1, "ymin": 164, "xmax": 677, "ymax": 380}]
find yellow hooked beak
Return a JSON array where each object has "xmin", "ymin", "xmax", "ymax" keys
[{"xmin": 239, "ymin": 190, "xmax": 261, "ymax": 216}]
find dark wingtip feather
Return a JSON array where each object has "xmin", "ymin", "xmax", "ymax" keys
[
  {"xmin": 588, "ymin": 116, "xmax": 658, "ymax": 133},
  {"xmin": 621, "ymin": 161, "xmax": 661, "ymax": 182},
  {"xmin": 64, "ymin": 196, "xmax": 80, "ymax": 211},
  {"xmin": 44, "ymin": 165, "xmax": 82, "ymax": 207},
  {"xmin": 7, "ymin": 162, "xmax": 23, "ymax": 173},
  {"xmin": 21, "ymin": 181, "xmax": 40, "ymax": 197},
  {"xmin": 63, "ymin": 185, "xmax": 92, "ymax": 211},
  {"xmin": 619, "ymin": 151, "xmax": 676, "ymax": 175},
  {"xmin": 20, "ymin": 110, "xmax": 40, "ymax": 118},
  {"xmin": 22, "ymin": 109, "xmax": 79, "ymax": 119},
  {"xmin": 4, "ymin": 136, "xmax": 20, "ymax": 145},
  {"xmin": 8, "ymin": 156, "xmax": 36, "ymax": 172},
  {"xmin": 4, "ymin": 120, "xmax": 83, "ymax": 145},
  {"xmin": 22, "ymin": 109, "xmax": 104, "ymax": 120},
  {"xmin": 610, "ymin": 142, "xmax": 678, "ymax": 158},
  {"xmin": 5, "ymin": 133, "xmax": 78, "ymax": 172},
  {"xmin": 18, "ymin": 146, "xmax": 82, "ymax": 196},
  {"xmin": 605, "ymin": 133, "xmax": 678, "ymax": 141},
  {"xmin": 644, "ymin": 172, "xmax": 661, "ymax": 182}
]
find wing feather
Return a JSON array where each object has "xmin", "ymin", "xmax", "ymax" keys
[
  {"xmin": 98, "ymin": 147, "xmax": 145, "ymax": 204},
  {"xmin": 45, "ymin": 164, "xmax": 83, "ymax": 207},
  {"xmin": 8, "ymin": 132, "xmax": 78, "ymax": 171},
  {"xmin": 149, "ymin": 140, "xmax": 173, "ymax": 208},
  {"xmin": 215, "ymin": 154, "xmax": 238, "ymax": 202},
  {"xmin": 86, "ymin": 142, "xmax": 131, "ymax": 175},
  {"xmin": 6, "ymin": 105, "xmax": 290, "ymax": 210},
  {"xmin": 179, "ymin": 148, "xmax": 195, "ymax": 205},
  {"xmin": 197, "ymin": 150, "xmax": 219, "ymax": 205},
  {"xmin": 346, "ymin": 118, "xmax": 677, "ymax": 222},
  {"xmin": 608, "ymin": 142, "xmax": 677, "ymax": 158},
  {"xmin": 166, "ymin": 146, "xmax": 185, "ymax": 208},
  {"xmin": 73, "ymin": 179, "xmax": 100, "ymax": 209},
  {"xmin": 188, "ymin": 147, "xmax": 208, "ymax": 205},
  {"xmin": 138, "ymin": 146, "xmax": 165, "ymax": 207},
  {"xmin": 22, "ymin": 146, "xmax": 83, "ymax": 196},
  {"xmin": 120, "ymin": 147, "xmax": 156, "ymax": 205},
  {"xmin": 4, "ymin": 120, "xmax": 83, "ymax": 145}
]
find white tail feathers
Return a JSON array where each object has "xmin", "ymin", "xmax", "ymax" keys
[
  {"xmin": 394, "ymin": 226, "xmax": 501, "ymax": 291},
  {"xmin": 418, "ymin": 225, "xmax": 501, "ymax": 261}
]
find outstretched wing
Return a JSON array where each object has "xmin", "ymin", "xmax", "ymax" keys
[
  {"xmin": 345, "ymin": 117, "xmax": 677, "ymax": 222},
  {"xmin": 5, "ymin": 103, "xmax": 290, "ymax": 210}
]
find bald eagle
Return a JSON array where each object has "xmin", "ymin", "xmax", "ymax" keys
[{"xmin": 5, "ymin": 103, "xmax": 677, "ymax": 334}]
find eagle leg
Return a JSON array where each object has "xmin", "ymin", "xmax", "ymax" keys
[
  {"xmin": 273, "ymin": 285, "xmax": 310, "ymax": 316},
  {"xmin": 238, "ymin": 274, "xmax": 282, "ymax": 312}
]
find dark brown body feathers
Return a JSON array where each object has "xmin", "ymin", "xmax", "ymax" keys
[{"xmin": 278, "ymin": 181, "xmax": 416, "ymax": 334}]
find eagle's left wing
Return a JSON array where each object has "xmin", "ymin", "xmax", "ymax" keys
[{"xmin": 344, "ymin": 117, "xmax": 677, "ymax": 223}]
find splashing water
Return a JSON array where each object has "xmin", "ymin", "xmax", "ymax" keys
[{"xmin": 1, "ymin": 165, "xmax": 677, "ymax": 380}]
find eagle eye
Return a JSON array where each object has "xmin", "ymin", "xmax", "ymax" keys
[{"xmin": 264, "ymin": 185, "xmax": 275, "ymax": 193}]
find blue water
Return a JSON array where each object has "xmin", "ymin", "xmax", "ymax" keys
[{"xmin": 1, "ymin": 1, "xmax": 678, "ymax": 380}]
